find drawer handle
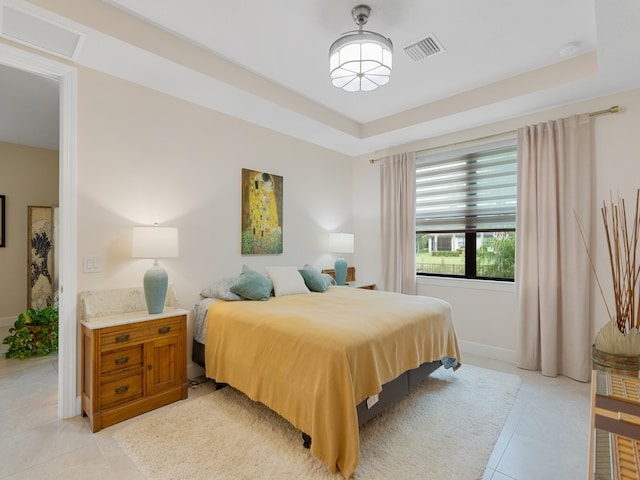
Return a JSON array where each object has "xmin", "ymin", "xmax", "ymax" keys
[
  {"xmin": 115, "ymin": 334, "xmax": 130, "ymax": 343},
  {"xmin": 114, "ymin": 356, "xmax": 129, "ymax": 365},
  {"xmin": 158, "ymin": 326, "xmax": 171, "ymax": 334},
  {"xmin": 115, "ymin": 385, "xmax": 129, "ymax": 394}
]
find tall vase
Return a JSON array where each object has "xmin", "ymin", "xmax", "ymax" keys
[
  {"xmin": 143, "ymin": 260, "xmax": 168, "ymax": 314},
  {"xmin": 334, "ymin": 255, "xmax": 347, "ymax": 285}
]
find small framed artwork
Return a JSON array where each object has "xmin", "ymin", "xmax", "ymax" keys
[
  {"xmin": 0, "ymin": 195, "xmax": 5, "ymax": 247},
  {"xmin": 28, "ymin": 205, "xmax": 54, "ymax": 309},
  {"xmin": 241, "ymin": 168, "xmax": 283, "ymax": 255}
]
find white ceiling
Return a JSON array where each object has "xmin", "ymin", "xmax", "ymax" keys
[
  {"xmin": 1, "ymin": 0, "xmax": 640, "ymax": 155},
  {"xmin": 0, "ymin": 62, "xmax": 58, "ymax": 150},
  {"xmin": 109, "ymin": 0, "xmax": 599, "ymax": 124}
]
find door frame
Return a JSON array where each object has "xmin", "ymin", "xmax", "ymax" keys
[{"xmin": 0, "ymin": 42, "xmax": 78, "ymax": 418}]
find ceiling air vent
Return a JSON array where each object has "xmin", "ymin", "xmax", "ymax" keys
[
  {"xmin": 0, "ymin": 5, "xmax": 83, "ymax": 60},
  {"xmin": 403, "ymin": 34, "xmax": 444, "ymax": 62}
]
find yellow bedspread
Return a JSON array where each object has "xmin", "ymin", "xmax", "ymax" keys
[{"xmin": 204, "ymin": 286, "xmax": 461, "ymax": 478}]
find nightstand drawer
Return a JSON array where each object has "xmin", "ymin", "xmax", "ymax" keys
[
  {"xmin": 100, "ymin": 317, "xmax": 183, "ymax": 349},
  {"xmin": 101, "ymin": 372, "xmax": 143, "ymax": 409},
  {"xmin": 100, "ymin": 346, "xmax": 143, "ymax": 375}
]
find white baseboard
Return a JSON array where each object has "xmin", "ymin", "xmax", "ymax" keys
[{"xmin": 458, "ymin": 340, "xmax": 516, "ymax": 364}]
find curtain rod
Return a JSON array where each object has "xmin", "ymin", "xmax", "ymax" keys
[{"xmin": 369, "ymin": 105, "xmax": 620, "ymax": 164}]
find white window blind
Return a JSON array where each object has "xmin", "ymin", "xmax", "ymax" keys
[{"xmin": 416, "ymin": 139, "xmax": 517, "ymax": 232}]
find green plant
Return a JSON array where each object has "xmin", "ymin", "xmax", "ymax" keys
[
  {"xmin": 477, "ymin": 232, "xmax": 516, "ymax": 279},
  {"xmin": 2, "ymin": 305, "xmax": 58, "ymax": 359}
]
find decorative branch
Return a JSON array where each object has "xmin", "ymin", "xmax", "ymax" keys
[
  {"xmin": 600, "ymin": 190, "xmax": 640, "ymax": 334},
  {"xmin": 576, "ymin": 189, "xmax": 640, "ymax": 335}
]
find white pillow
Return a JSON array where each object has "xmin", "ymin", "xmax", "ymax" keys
[{"xmin": 265, "ymin": 266, "xmax": 310, "ymax": 297}]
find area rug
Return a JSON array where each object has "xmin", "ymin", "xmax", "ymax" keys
[{"xmin": 113, "ymin": 364, "xmax": 521, "ymax": 479}]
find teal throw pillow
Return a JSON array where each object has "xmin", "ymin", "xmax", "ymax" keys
[
  {"xmin": 299, "ymin": 264, "xmax": 327, "ymax": 292},
  {"xmin": 230, "ymin": 265, "xmax": 273, "ymax": 301}
]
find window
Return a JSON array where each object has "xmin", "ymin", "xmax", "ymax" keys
[{"xmin": 415, "ymin": 139, "xmax": 517, "ymax": 280}]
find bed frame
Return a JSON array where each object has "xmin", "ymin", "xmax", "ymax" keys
[{"xmin": 192, "ymin": 339, "xmax": 442, "ymax": 446}]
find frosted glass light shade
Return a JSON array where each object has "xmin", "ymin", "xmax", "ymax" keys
[
  {"xmin": 329, "ymin": 5, "xmax": 392, "ymax": 92},
  {"xmin": 329, "ymin": 31, "xmax": 392, "ymax": 92},
  {"xmin": 132, "ymin": 226, "xmax": 179, "ymax": 314}
]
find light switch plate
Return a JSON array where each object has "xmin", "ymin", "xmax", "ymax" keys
[{"xmin": 83, "ymin": 255, "xmax": 102, "ymax": 273}]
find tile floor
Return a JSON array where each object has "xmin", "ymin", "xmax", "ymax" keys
[{"xmin": 0, "ymin": 347, "xmax": 591, "ymax": 480}]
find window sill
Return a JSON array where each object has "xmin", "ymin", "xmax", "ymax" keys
[{"xmin": 416, "ymin": 275, "xmax": 515, "ymax": 293}]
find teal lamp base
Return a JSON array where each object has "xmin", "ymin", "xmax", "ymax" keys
[
  {"xmin": 334, "ymin": 255, "xmax": 348, "ymax": 285},
  {"xmin": 143, "ymin": 260, "xmax": 168, "ymax": 314}
]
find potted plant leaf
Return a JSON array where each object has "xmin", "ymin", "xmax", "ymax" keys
[
  {"xmin": 2, "ymin": 305, "xmax": 58, "ymax": 359},
  {"xmin": 578, "ymin": 190, "xmax": 640, "ymax": 376}
]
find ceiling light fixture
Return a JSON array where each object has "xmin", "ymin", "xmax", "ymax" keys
[{"xmin": 329, "ymin": 4, "xmax": 393, "ymax": 92}]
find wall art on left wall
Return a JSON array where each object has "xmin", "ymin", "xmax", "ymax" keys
[
  {"xmin": 0, "ymin": 195, "xmax": 5, "ymax": 247},
  {"xmin": 28, "ymin": 205, "xmax": 55, "ymax": 309}
]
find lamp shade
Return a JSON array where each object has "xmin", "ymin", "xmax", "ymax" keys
[
  {"xmin": 132, "ymin": 226, "xmax": 179, "ymax": 259},
  {"xmin": 132, "ymin": 226, "xmax": 179, "ymax": 314},
  {"xmin": 329, "ymin": 232, "xmax": 354, "ymax": 254}
]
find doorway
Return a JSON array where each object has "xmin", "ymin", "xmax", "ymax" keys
[{"xmin": 0, "ymin": 42, "xmax": 78, "ymax": 418}]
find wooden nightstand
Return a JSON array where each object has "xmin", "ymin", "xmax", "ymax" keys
[
  {"xmin": 321, "ymin": 267, "xmax": 375, "ymax": 289},
  {"xmin": 81, "ymin": 308, "xmax": 188, "ymax": 432}
]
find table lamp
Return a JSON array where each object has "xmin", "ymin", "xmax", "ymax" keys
[
  {"xmin": 132, "ymin": 225, "xmax": 179, "ymax": 314},
  {"xmin": 329, "ymin": 232, "xmax": 354, "ymax": 285}
]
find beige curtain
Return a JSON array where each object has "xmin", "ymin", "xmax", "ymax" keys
[
  {"xmin": 516, "ymin": 114, "xmax": 592, "ymax": 382},
  {"xmin": 380, "ymin": 152, "xmax": 417, "ymax": 294}
]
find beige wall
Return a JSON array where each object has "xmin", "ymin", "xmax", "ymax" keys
[
  {"xmin": 73, "ymin": 65, "xmax": 640, "ymax": 365},
  {"xmin": 0, "ymin": 141, "xmax": 59, "ymax": 322},
  {"xmin": 74, "ymin": 67, "xmax": 353, "ymax": 366},
  {"xmin": 352, "ymin": 88, "xmax": 640, "ymax": 362},
  {"xmin": 3, "ymin": 33, "xmax": 638, "ymax": 369}
]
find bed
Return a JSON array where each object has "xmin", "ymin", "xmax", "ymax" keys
[{"xmin": 192, "ymin": 279, "xmax": 461, "ymax": 478}]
